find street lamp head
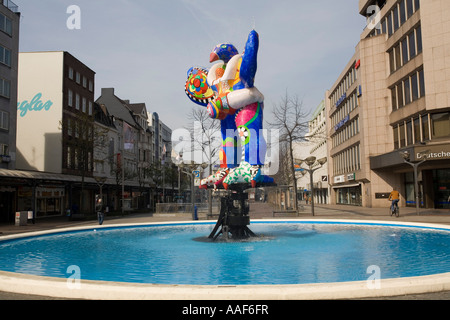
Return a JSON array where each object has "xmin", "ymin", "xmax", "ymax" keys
[
  {"xmin": 305, "ymin": 156, "xmax": 317, "ymax": 167},
  {"xmin": 400, "ymin": 151, "xmax": 410, "ymax": 161},
  {"xmin": 317, "ymin": 157, "xmax": 327, "ymax": 166},
  {"xmin": 201, "ymin": 163, "xmax": 209, "ymax": 170}
]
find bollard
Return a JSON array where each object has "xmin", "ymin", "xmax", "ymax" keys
[{"xmin": 194, "ymin": 206, "xmax": 198, "ymax": 221}]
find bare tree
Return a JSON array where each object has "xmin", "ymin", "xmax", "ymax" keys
[
  {"xmin": 267, "ymin": 92, "xmax": 310, "ymax": 211},
  {"xmin": 185, "ymin": 107, "xmax": 222, "ymax": 171}
]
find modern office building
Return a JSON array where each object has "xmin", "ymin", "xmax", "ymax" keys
[
  {"xmin": 0, "ymin": 0, "xmax": 19, "ymax": 223},
  {"xmin": 327, "ymin": 0, "xmax": 450, "ymax": 209},
  {"xmin": 0, "ymin": 1, "xmax": 19, "ymax": 170}
]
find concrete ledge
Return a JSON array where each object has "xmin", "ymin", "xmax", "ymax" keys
[
  {"xmin": 1, "ymin": 220, "xmax": 450, "ymax": 300},
  {"xmin": 1, "ymin": 270, "xmax": 450, "ymax": 300}
]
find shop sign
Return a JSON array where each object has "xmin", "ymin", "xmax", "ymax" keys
[
  {"xmin": 36, "ymin": 187, "xmax": 65, "ymax": 198},
  {"xmin": 334, "ymin": 175, "xmax": 345, "ymax": 183},
  {"xmin": 347, "ymin": 173, "xmax": 356, "ymax": 181},
  {"xmin": 415, "ymin": 145, "xmax": 450, "ymax": 161},
  {"xmin": 335, "ymin": 115, "xmax": 350, "ymax": 131},
  {"xmin": 17, "ymin": 93, "xmax": 53, "ymax": 118},
  {"xmin": 335, "ymin": 93, "xmax": 347, "ymax": 108}
]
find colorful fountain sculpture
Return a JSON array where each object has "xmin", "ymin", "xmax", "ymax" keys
[{"xmin": 185, "ymin": 30, "xmax": 274, "ymax": 241}]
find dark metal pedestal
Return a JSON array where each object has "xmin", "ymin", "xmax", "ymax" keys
[{"xmin": 208, "ymin": 184, "xmax": 257, "ymax": 241}]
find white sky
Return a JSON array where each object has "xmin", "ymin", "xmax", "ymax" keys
[{"xmin": 16, "ymin": 0, "xmax": 367, "ymax": 130}]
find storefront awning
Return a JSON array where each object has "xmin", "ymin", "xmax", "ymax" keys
[
  {"xmin": 332, "ymin": 183, "xmax": 362, "ymax": 189},
  {"xmin": 0, "ymin": 168, "xmax": 97, "ymax": 183}
]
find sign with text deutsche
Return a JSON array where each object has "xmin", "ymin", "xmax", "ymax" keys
[{"xmin": 415, "ymin": 145, "xmax": 450, "ymax": 161}]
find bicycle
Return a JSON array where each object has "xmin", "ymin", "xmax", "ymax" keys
[{"xmin": 390, "ymin": 201, "xmax": 399, "ymax": 218}]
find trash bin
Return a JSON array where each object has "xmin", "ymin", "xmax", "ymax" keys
[{"xmin": 15, "ymin": 211, "xmax": 28, "ymax": 226}]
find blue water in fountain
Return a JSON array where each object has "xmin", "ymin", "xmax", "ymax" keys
[{"xmin": 0, "ymin": 222, "xmax": 449, "ymax": 285}]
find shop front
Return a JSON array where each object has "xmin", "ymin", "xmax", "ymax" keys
[
  {"xmin": 334, "ymin": 184, "xmax": 362, "ymax": 206},
  {"xmin": 371, "ymin": 143, "xmax": 450, "ymax": 209},
  {"xmin": 35, "ymin": 187, "xmax": 65, "ymax": 217},
  {"xmin": 332, "ymin": 173, "xmax": 362, "ymax": 206}
]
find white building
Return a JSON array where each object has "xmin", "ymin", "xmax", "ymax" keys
[{"xmin": 294, "ymin": 100, "xmax": 329, "ymax": 204}]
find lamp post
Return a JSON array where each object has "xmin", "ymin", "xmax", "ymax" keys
[
  {"xmin": 400, "ymin": 150, "xmax": 430, "ymax": 216},
  {"xmin": 176, "ymin": 160, "xmax": 208, "ymax": 220},
  {"xmin": 301, "ymin": 156, "xmax": 327, "ymax": 217}
]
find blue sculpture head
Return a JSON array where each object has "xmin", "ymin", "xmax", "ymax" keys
[{"xmin": 209, "ymin": 43, "xmax": 239, "ymax": 64}]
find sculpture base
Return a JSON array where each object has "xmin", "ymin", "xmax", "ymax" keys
[{"xmin": 208, "ymin": 184, "xmax": 259, "ymax": 241}]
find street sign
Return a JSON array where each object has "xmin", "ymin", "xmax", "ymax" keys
[
  {"xmin": 194, "ymin": 178, "xmax": 201, "ymax": 187},
  {"xmin": 193, "ymin": 170, "xmax": 200, "ymax": 178}
]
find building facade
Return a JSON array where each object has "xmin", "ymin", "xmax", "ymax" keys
[
  {"xmin": 295, "ymin": 100, "xmax": 329, "ymax": 204},
  {"xmin": 16, "ymin": 51, "xmax": 97, "ymax": 217},
  {"xmin": 0, "ymin": 2, "xmax": 19, "ymax": 170},
  {"xmin": 327, "ymin": 0, "xmax": 450, "ymax": 209},
  {"xmin": 0, "ymin": 1, "xmax": 19, "ymax": 223}
]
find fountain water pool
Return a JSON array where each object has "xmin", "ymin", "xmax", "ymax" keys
[
  {"xmin": 1, "ymin": 220, "xmax": 450, "ymax": 284},
  {"xmin": 1, "ymin": 220, "xmax": 450, "ymax": 299}
]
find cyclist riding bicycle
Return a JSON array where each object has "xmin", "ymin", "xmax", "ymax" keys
[{"xmin": 388, "ymin": 189, "xmax": 400, "ymax": 213}]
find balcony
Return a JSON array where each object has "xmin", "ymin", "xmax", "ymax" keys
[{"xmin": 2, "ymin": 0, "xmax": 18, "ymax": 13}]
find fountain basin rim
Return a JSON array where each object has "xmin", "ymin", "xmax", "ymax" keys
[
  {"xmin": 2, "ymin": 219, "xmax": 450, "ymax": 242},
  {"xmin": 1, "ymin": 219, "xmax": 450, "ymax": 300}
]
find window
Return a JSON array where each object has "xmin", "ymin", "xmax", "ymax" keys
[
  {"xmin": 431, "ymin": 113, "xmax": 450, "ymax": 138},
  {"xmin": 409, "ymin": 31, "xmax": 416, "ymax": 59},
  {"xmin": 393, "ymin": 5, "xmax": 399, "ymax": 32},
  {"xmin": 0, "ymin": 45, "xmax": 11, "ymax": 66},
  {"xmin": 0, "ymin": 144, "xmax": 8, "ymax": 156},
  {"xmin": 389, "ymin": 49, "xmax": 395, "ymax": 73},
  {"xmin": 404, "ymin": 77, "xmax": 411, "ymax": 105},
  {"xmin": 413, "ymin": 117, "xmax": 420, "ymax": 143},
  {"xmin": 395, "ymin": 43, "xmax": 401, "ymax": 70},
  {"xmin": 67, "ymin": 118, "xmax": 72, "ymax": 136},
  {"xmin": 418, "ymin": 69, "xmax": 425, "ymax": 97},
  {"xmin": 83, "ymin": 76, "xmax": 87, "ymax": 88},
  {"xmin": 0, "ymin": 78, "xmax": 10, "ymax": 98},
  {"xmin": 69, "ymin": 67, "xmax": 74, "ymax": 80},
  {"xmin": 74, "ymin": 121, "xmax": 79, "ymax": 138},
  {"xmin": 387, "ymin": 12, "xmax": 393, "ymax": 36},
  {"xmin": 402, "ymin": 37, "xmax": 409, "ymax": 65},
  {"xmin": 0, "ymin": 111, "xmax": 9, "ymax": 130},
  {"xmin": 411, "ymin": 73, "xmax": 419, "ymax": 101},
  {"xmin": 67, "ymin": 147, "xmax": 72, "ymax": 168},
  {"xmin": 74, "ymin": 149, "xmax": 79, "ymax": 169},
  {"xmin": 407, "ymin": 0, "xmax": 414, "ymax": 18},
  {"xmin": 76, "ymin": 72, "xmax": 81, "ymax": 84},
  {"xmin": 89, "ymin": 80, "xmax": 93, "ymax": 92},
  {"xmin": 0, "ymin": 13, "xmax": 12, "ymax": 36},
  {"xmin": 88, "ymin": 101, "xmax": 93, "ymax": 115},
  {"xmin": 68, "ymin": 89, "xmax": 73, "ymax": 107},
  {"xmin": 422, "ymin": 114, "xmax": 430, "ymax": 141},
  {"xmin": 394, "ymin": 126, "xmax": 399, "ymax": 149},
  {"xmin": 399, "ymin": 123, "xmax": 406, "ymax": 148},
  {"xmin": 406, "ymin": 120, "xmax": 413, "ymax": 145},
  {"xmin": 76, "ymin": 94, "xmax": 81, "ymax": 110},
  {"xmin": 414, "ymin": 0, "xmax": 420, "ymax": 11},
  {"xmin": 397, "ymin": 83, "xmax": 404, "ymax": 109},
  {"xmin": 391, "ymin": 87, "xmax": 398, "ymax": 111},
  {"xmin": 82, "ymin": 97, "xmax": 86, "ymax": 113},
  {"xmin": 399, "ymin": 0, "xmax": 406, "ymax": 25},
  {"xmin": 416, "ymin": 25, "xmax": 422, "ymax": 53}
]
